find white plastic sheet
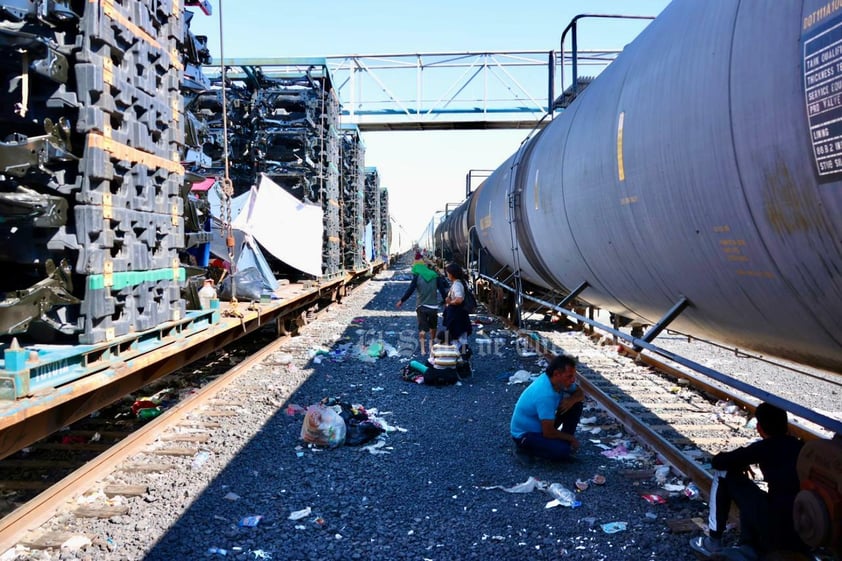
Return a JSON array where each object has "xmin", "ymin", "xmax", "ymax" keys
[{"xmin": 232, "ymin": 174, "xmax": 324, "ymax": 276}]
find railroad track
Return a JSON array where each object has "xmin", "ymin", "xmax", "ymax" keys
[
  {"xmin": 0, "ymin": 324, "xmax": 292, "ymax": 553},
  {"xmin": 522, "ymin": 327, "xmax": 827, "ymax": 503},
  {"xmin": 0, "ymin": 274, "xmax": 359, "ymax": 553}
]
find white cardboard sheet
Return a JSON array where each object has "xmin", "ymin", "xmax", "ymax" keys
[{"xmin": 232, "ymin": 174, "xmax": 324, "ymax": 276}]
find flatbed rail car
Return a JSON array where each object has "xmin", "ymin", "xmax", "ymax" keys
[{"xmin": 0, "ymin": 264, "xmax": 383, "ymax": 461}]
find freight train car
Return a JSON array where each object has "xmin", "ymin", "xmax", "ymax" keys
[
  {"xmin": 0, "ymin": 2, "xmax": 388, "ymax": 345},
  {"xmin": 437, "ymin": 0, "xmax": 842, "ymax": 376}
]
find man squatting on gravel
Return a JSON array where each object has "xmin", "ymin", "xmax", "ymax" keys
[
  {"xmin": 510, "ymin": 354, "xmax": 584, "ymax": 460},
  {"xmin": 689, "ymin": 402, "xmax": 807, "ymax": 560},
  {"xmin": 396, "ymin": 253, "xmax": 448, "ymax": 357}
]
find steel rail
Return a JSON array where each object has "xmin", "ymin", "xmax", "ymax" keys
[
  {"xmin": 477, "ymin": 273, "xmax": 842, "ymax": 436},
  {"xmin": 0, "ymin": 266, "xmax": 374, "ymax": 551},
  {"xmin": 0, "ymin": 324, "xmax": 293, "ymax": 554},
  {"xmin": 522, "ymin": 333, "xmax": 717, "ymax": 499}
]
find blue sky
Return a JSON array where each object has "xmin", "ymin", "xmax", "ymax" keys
[{"xmin": 190, "ymin": 0, "xmax": 672, "ymax": 250}]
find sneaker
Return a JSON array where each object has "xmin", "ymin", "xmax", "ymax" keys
[
  {"xmin": 512, "ymin": 446, "xmax": 534, "ymax": 466},
  {"xmin": 690, "ymin": 536, "xmax": 722, "ymax": 558},
  {"xmin": 718, "ymin": 544, "xmax": 758, "ymax": 561}
]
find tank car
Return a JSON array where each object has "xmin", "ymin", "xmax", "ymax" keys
[{"xmin": 464, "ymin": 0, "xmax": 842, "ymax": 374}]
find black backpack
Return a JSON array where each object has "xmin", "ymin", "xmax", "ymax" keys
[
  {"xmin": 423, "ymin": 367, "xmax": 459, "ymax": 386},
  {"xmin": 461, "ymin": 283, "xmax": 477, "ymax": 314}
]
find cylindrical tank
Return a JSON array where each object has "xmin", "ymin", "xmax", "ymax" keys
[{"xmin": 475, "ymin": 0, "xmax": 842, "ymax": 373}]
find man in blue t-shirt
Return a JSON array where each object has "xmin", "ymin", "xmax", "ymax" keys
[{"xmin": 510, "ymin": 354, "xmax": 585, "ymax": 460}]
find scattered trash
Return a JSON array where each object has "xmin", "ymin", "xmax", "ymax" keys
[
  {"xmin": 483, "ymin": 477, "xmax": 580, "ymax": 508},
  {"xmin": 601, "ymin": 521, "xmax": 628, "ymax": 534},
  {"xmin": 60, "ymin": 535, "xmax": 92, "ymax": 551},
  {"xmin": 288, "ymin": 507, "xmax": 311, "ymax": 520},
  {"xmin": 136, "ymin": 407, "xmax": 162, "ymax": 420},
  {"xmin": 641, "ymin": 494, "xmax": 667, "ymax": 505},
  {"xmin": 591, "ymin": 474, "xmax": 607, "ymax": 485},
  {"xmin": 191, "ymin": 450, "xmax": 210, "ymax": 471},
  {"xmin": 239, "ymin": 515, "xmax": 263, "ymax": 527},
  {"xmin": 684, "ymin": 482, "xmax": 700, "ymax": 499},
  {"xmin": 250, "ymin": 550, "xmax": 272, "ymax": 559},
  {"xmin": 482, "ymin": 476, "xmax": 544, "ymax": 493},
  {"xmin": 275, "ymin": 353, "xmax": 294, "ymax": 365},
  {"xmin": 507, "ymin": 370, "xmax": 536, "ymax": 385},
  {"xmin": 545, "ymin": 483, "xmax": 581, "ymax": 508},
  {"xmin": 579, "ymin": 416, "xmax": 598, "ymax": 425},
  {"xmin": 224, "ymin": 492, "xmax": 240, "ymax": 501},
  {"xmin": 601, "ymin": 443, "xmax": 645, "ymax": 461},
  {"xmin": 360, "ymin": 439, "xmax": 390, "ymax": 455},
  {"xmin": 300, "ymin": 404, "xmax": 346, "ymax": 448},
  {"xmin": 285, "ymin": 404, "xmax": 306, "ymax": 416},
  {"xmin": 655, "ymin": 465, "xmax": 671, "ymax": 483},
  {"xmin": 208, "ymin": 546, "xmax": 228, "ymax": 556},
  {"xmin": 575, "ymin": 479, "xmax": 589, "ymax": 491}
]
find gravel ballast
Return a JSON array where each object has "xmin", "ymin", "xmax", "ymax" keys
[{"xmin": 10, "ymin": 260, "xmax": 832, "ymax": 561}]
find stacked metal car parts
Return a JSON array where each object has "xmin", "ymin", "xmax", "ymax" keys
[
  {"xmin": 364, "ymin": 167, "xmax": 381, "ymax": 263},
  {"xmin": 0, "ymin": 0, "xmax": 217, "ymax": 343},
  {"xmin": 339, "ymin": 125, "xmax": 366, "ymax": 271},
  {"xmin": 378, "ymin": 187, "xmax": 390, "ymax": 264}
]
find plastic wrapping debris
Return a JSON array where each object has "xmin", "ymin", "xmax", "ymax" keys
[
  {"xmin": 601, "ymin": 443, "xmax": 645, "ymax": 460},
  {"xmin": 275, "ymin": 353, "xmax": 294, "ymax": 365},
  {"xmin": 191, "ymin": 450, "xmax": 211, "ymax": 470},
  {"xmin": 641, "ymin": 494, "xmax": 667, "ymax": 504},
  {"xmin": 360, "ymin": 439, "xmax": 390, "ymax": 455},
  {"xmin": 482, "ymin": 476, "xmax": 545, "ymax": 493},
  {"xmin": 218, "ymin": 268, "xmax": 266, "ymax": 301},
  {"xmin": 224, "ymin": 492, "xmax": 240, "ymax": 501},
  {"xmin": 208, "ymin": 546, "xmax": 228, "ymax": 556},
  {"xmin": 508, "ymin": 370, "xmax": 536, "ymax": 385},
  {"xmin": 300, "ymin": 404, "xmax": 346, "ymax": 448},
  {"xmin": 366, "ymin": 342, "xmax": 385, "ymax": 358},
  {"xmin": 61, "ymin": 535, "xmax": 92, "ymax": 551},
  {"xmin": 655, "ymin": 465, "xmax": 671, "ymax": 484},
  {"xmin": 285, "ymin": 404, "xmax": 306, "ymax": 416},
  {"xmin": 684, "ymin": 482, "xmax": 700, "ymax": 499},
  {"xmin": 545, "ymin": 483, "xmax": 580, "ymax": 508},
  {"xmin": 483, "ymin": 477, "xmax": 581, "ymax": 508},
  {"xmin": 288, "ymin": 507, "xmax": 311, "ymax": 520},
  {"xmin": 239, "ymin": 515, "xmax": 262, "ymax": 527},
  {"xmin": 601, "ymin": 521, "xmax": 628, "ymax": 533}
]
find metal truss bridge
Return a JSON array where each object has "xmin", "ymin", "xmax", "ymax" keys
[{"xmin": 207, "ymin": 49, "xmax": 620, "ymax": 132}]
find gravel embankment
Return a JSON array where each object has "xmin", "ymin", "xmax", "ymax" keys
[{"xmin": 11, "ymin": 259, "xmax": 814, "ymax": 561}]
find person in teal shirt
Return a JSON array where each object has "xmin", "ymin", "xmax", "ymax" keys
[
  {"xmin": 396, "ymin": 253, "xmax": 448, "ymax": 357},
  {"xmin": 510, "ymin": 354, "xmax": 585, "ymax": 460}
]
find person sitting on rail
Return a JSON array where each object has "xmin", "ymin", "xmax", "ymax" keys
[
  {"xmin": 689, "ymin": 402, "xmax": 807, "ymax": 560},
  {"xmin": 510, "ymin": 354, "xmax": 584, "ymax": 461},
  {"xmin": 396, "ymin": 253, "xmax": 449, "ymax": 358}
]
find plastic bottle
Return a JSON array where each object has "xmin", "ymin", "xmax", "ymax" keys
[
  {"xmin": 409, "ymin": 360, "xmax": 429, "ymax": 374},
  {"xmin": 137, "ymin": 407, "xmax": 162, "ymax": 420},
  {"xmin": 199, "ymin": 279, "xmax": 217, "ymax": 310},
  {"xmin": 547, "ymin": 483, "xmax": 578, "ymax": 507}
]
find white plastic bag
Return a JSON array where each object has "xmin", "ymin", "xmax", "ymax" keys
[{"xmin": 300, "ymin": 404, "xmax": 346, "ymax": 448}]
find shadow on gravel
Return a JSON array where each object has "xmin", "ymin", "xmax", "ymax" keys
[{"xmin": 140, "ymin": 263, "xmax": 705, "ymax": 561}]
